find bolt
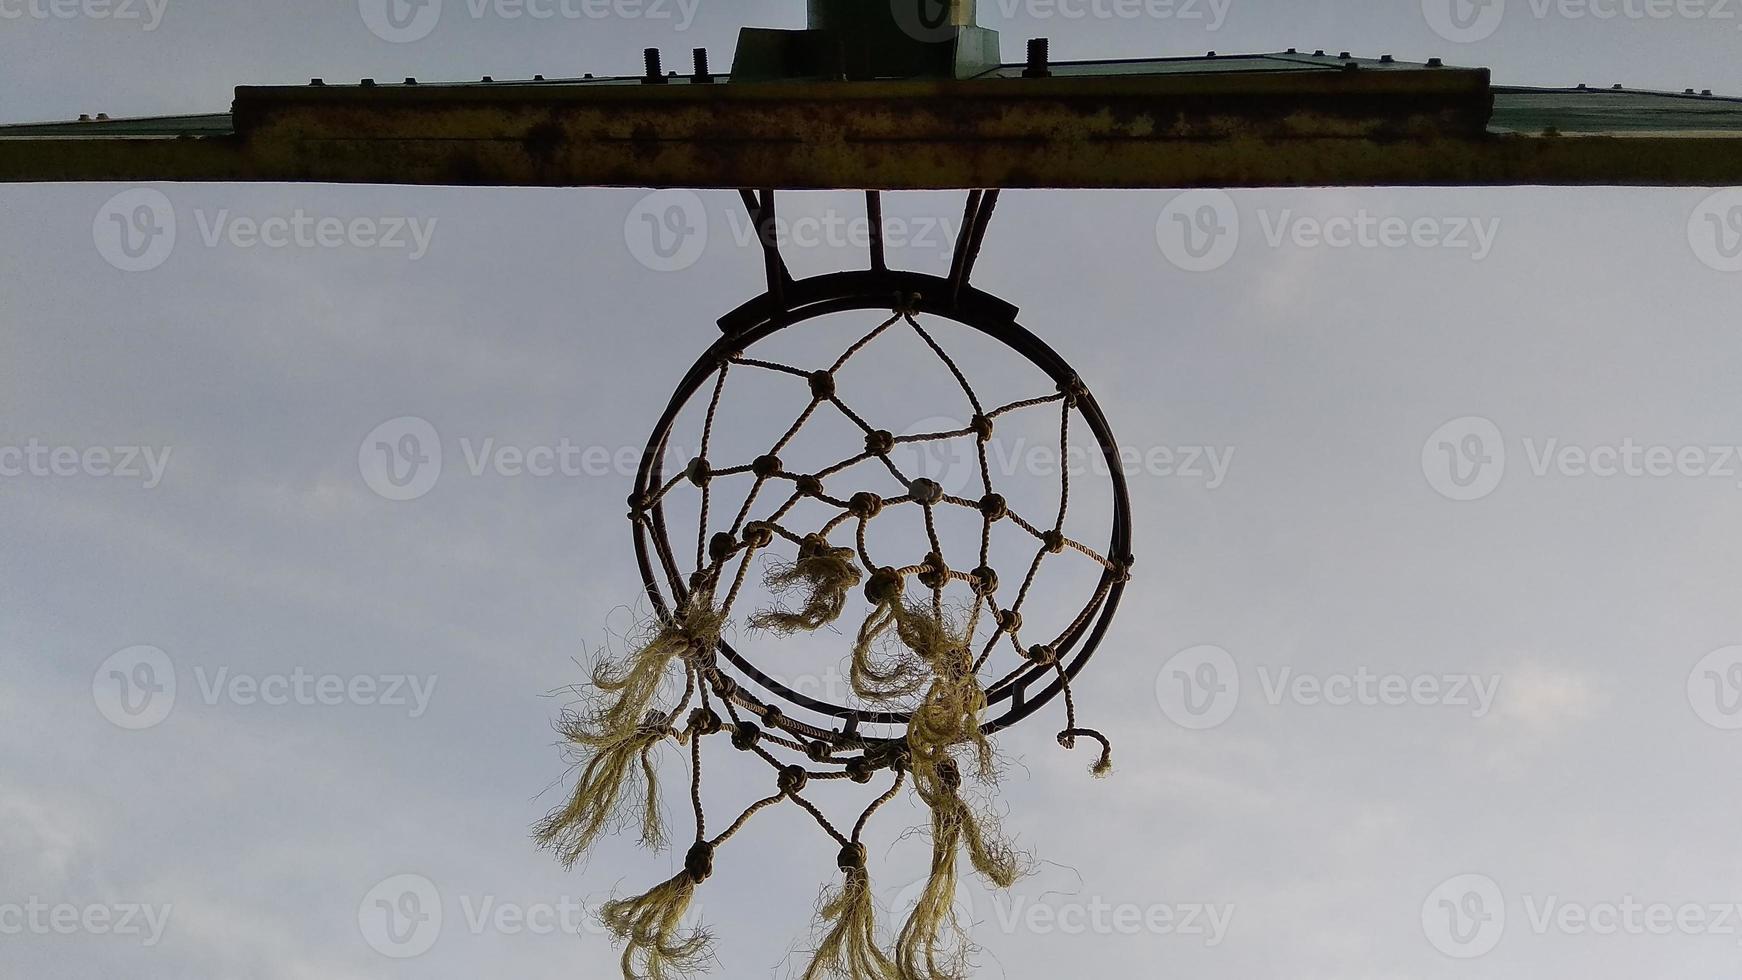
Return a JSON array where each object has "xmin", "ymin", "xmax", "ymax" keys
[
  {"xmin": 644, "ymin": 48, "xmax": 667, "ymax": 84},
  {"xmin": 1427, "ymin": 57, "xmax": 1444, "ymax": 67},
  {"xmin": 404, "ymin": 77, "xmax": 418, "ymax": 85},
  {"xmin": 309, "ymin": 78, "xmax": 325, "ymax": 86},
  {"xmin": 693, "ymin": 47, "xmax": 713, "ymax": 83},
  {"xmin": 1024, "ymin": 37, "xmax": 1051, "ymax": 78},
  {"xmin": 360, "ymin": 78, "xmax": 376, "ymax": 87},
  {"xmin": 1340, "ymin": 51, "xmax": 1352, "ymax": 59},
  {"xmin": 1380, "ymin": 54, "xmax": 1395, "ymax": 63}
]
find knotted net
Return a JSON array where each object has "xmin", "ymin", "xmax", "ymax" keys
[{"xmin": 539, "ymin": 293, "xmax": 1131, "ymax": 980}]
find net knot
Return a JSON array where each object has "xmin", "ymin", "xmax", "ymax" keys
[
  {"xmin": 731, "ymin": 721, "xmax": 762, "ymax": 751},
  {"xmin": 1025, "ymin": 644, "xmax": 1058, "ymax": 666},
  {"xmin": 909, "ymin": 478, "xmax": 944, "ymax": 506},
  {"xmin": 865, "ymin": 430, "xmax": 896, "ymax": 456},
  {"xmin": 978, "ymin": 493, "xmax": 1008, "ymax": 522},
  {"xmin": 685, "ymin": 457, "xmax": 712, "ymax": 487},
  {"xmin": 845, "ymin": 755, "xmax": 877, "ymax": 783},
  {"xmin": 970, "ymin": 414, "xmax": 994, "ymax": 442},
  {"xmin": 795, "ymin": 474, "xmax": 825, "ymax": 498},
  {"xmin": 864, "ymin": 567, "xmax": 905, "ymax": 605},
  {"xmin": 867, "ymin": 741, "xmax": 911, "ymax": 773},
  {"xmin": 1111, "ymin": 553, "xmax": 1136, "ymax": 583},
  {"xmin": 761, "ymin": 705, "xmax": 785, "ymax": 728},
  {"xmin": 688, "ymin": 707, "xmax": 723, "ymax": 736},
  {"xmin": 806, "ymin": 740, "xmax": 835, "ymax": 763},
  {"xmin": 684, "ymin": 841, "xmax": 716, "ymax": 883},
  {"xmin": 778, "ymin": 765, "xmax": 809, "ymax": 795},
  {"xmin": 708, "ymin": 671, "xmax": 738, "ymax": 698},
  {"xmin": 1043, "ymin": 529, "xmax": 1067, "ymax": 554},
  {"xmin": 743, "ymin": 522, "xmax": 776, "ymax": 550},
  {"xmin": 752, "ymin": 454, "xmax": 784, "ymax": 479},
  {"xmin": 995, "ymin": 608, "xmax": 1023, "ymax": 633},
  {"xmin": 970, "ymin": 566, "xmax": 1000, "ymax": 596},
  {"xmin": 807, "ymin": 370, "xmax": 837, "ymax": 400},
  {"xmin": 708, "ymin": 531, "xmax": 738, "ymax": 563},
  {"xmin": 917, "ymin": 552, "xmax": 951, "ymax": 591},
  {"xmin": 893, "ymin": 291, "xmax": 922, "ymax": 316},
  {"xmin": 837, "ymin": 842, "xmax": 868, "ymax": 872},
  {"xmin": 848, "ymin": 492, "xmax": 884, "ymax": 519},
  {"xmin": 1059, "ymin": 375, "xmax": 1088, "ymax": 406}
]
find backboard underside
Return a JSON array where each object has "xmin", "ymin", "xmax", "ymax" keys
[{"xmin": 3, "ymin": 53, "xmax": 1740, "ymax": 189}]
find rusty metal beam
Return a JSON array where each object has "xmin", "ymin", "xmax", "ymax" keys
[{"xmin": 2, "ymin": 57, "xmax": 1740, "ymax": 189}]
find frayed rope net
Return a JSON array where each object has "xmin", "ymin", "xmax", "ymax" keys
[{"xmin": 539, "ymin": 295, "xmax": 1129, "ymax": 980}]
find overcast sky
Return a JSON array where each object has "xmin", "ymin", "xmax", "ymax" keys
[{"xmin": 4, "ymin": 3, "xmax": 1742, "ymax": 979}]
